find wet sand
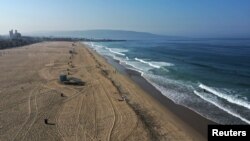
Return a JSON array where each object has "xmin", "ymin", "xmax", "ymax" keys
[{"xmin": 105, "ymin": 56, "xmax": 216, "ymax": 137}]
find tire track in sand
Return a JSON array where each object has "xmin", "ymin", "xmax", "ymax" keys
[
  {"xmin": 12, "ymin": 85, "xmax": 40, "ymax": 141},
  {"xmin": 75, "ymin": 91, "xmax": 85, "ymax": 141},
  {"xmin": 98, "ymin": 79, "xmax": 116, "ymax": 141},
  {"xmin": 98, "ymin": 71, "xmax": 139, "ymax": 141},
  {"xmin": 75, "ymin": 81, "xmax": 97, "ymax": 141}
]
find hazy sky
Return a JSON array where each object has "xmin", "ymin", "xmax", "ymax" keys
[{"xmin": 1, "ymin": 0, "xmax": 250, "ymax": 37}]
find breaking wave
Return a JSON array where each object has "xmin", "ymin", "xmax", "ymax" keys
[
  {"xmin": 105, "ymin": 47, "xmax": 127, "ymax": 56},
  {"xmin": 135, "ymin": 57, "xmax": 174, "ymax": 69},
  {"xmin": 194, "ymin": 90, "xmax": 250, "ymax": 124},
  {"xmin": 199, "ymin": 83, "xmax": 250, "ymax": 110}
]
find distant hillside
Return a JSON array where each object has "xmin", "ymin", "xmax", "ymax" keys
[{"xmin": 29, "ymin": 30, "xmax": 182, "ymax": 40}]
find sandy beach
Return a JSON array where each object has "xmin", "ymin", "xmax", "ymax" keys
[{"xmin": 0, "ymin": 41, "xmax": 210, "ymax": 141}]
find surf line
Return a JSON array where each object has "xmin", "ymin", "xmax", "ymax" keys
[
  {"xmin": 199, "ymin": 84, "xmax": 250, "ymax": 110},
  {"xmin": 194, "ymin": 90, "xmax": 250, "ymax": 124}
]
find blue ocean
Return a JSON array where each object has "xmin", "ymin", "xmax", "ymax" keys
[{"xmin": 84, "ymin": 39, "xmax": 250, "ymax": 124}]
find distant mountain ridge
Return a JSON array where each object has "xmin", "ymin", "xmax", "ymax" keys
[{"xmin": 29, "ymin": 30, "xmax": 182, "ymax": 40}]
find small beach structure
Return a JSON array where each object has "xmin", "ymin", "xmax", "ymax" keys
[
  {"xmin": 63, "ymin": 77, "xmax": 85, "ymax": 86},
  {"xmin": 59, "ymin": 74, "xmax": 67, "ymax": 82},
  {"xmin": 59, "ymin": 74, "xmax": 85, "ymax": 86}
]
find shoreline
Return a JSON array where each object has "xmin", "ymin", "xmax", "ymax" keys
[
  {"xmin": 89, "ymin": 46, "xmax": 216, "ymax": 139},
  {"xmin": 0, "ymin": 41, "xmax": 214, "ymax": 140}
]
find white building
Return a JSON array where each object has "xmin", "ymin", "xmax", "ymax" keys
[{"xmin": 9, "ymin": 29, "xmax": 21, "ymax": 40}]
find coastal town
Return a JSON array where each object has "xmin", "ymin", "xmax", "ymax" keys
[{"xmin": 0, "ymin": 30, "xmax": 126, "ymax": 50}]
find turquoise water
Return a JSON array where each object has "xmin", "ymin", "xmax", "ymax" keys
[{"xmin": 84, "ymin": 39, "xmax": 250, "ymax": 124}]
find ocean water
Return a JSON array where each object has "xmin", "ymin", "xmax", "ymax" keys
[{"xmin": 83, "ymin": 39, "xmax": 250, "ymax": 124}]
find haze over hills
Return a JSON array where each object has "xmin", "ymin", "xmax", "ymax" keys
[{"xmin": 28, "ymin": 30, "xmax": 183, "ymax": 40}]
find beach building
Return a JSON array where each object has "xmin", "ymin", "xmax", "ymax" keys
[
  {"xmin": 59, "ymin": 74, "xmax": 67, "ymax": 82},
  {"xmin": 9, "ymin": 29, "xmax": 21, "ymax": 40}
]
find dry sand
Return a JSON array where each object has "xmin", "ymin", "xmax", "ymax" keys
[{"xmin": 0, "ymin": 42, "xmax": 206, "ymax": 141}]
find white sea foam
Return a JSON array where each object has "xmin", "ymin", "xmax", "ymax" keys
[
  {"xmin": 135, "ymin": 58, "xmax": 174, "ymax": 69},
  {"xmin": 83, "ymin": 41, "xmax": 250, "ymax": 124},
  {"xmin": 127, "ymin": 68, "xmax": 144, "ymax": 76},
  {"xmin": 150, "ymin": 61, "xmax": 174, "ymax": 67},
  {"xmin": 110, "ymin": 48, "xmax": 129, "ymax": 53},
  {"xmin": 105, "ymin": 47, "xmax": 128, "ymax": 56},
  {"xmin": 141, "ymin": 73, "xmax": 250, "ymax": 124},
  {"xmin": 85, "ymin": 42, "xmax": 173, "ymax": 73},
  {"xmin": 194, "ymin": 90, "xmax": 250, "ymax": 124},
  {"xmin": 122, "ymin": 61, "xmax": 144, "ymax": 72},
  {"xmin": 142, "ymin": 73, "xmax": 195, "ymax": 103},
  {"xmin": 113, "ymin": 56, "xmax": 127, "ymax": 64},
  {"xmin": 114, "ymin": 58, "xmax": 171, "ymax": 74},
  {"xmin": 199, "ymin": 83, "xmax": 250, "ymax": 110},
  {"xmin": 135, "ymin": 58, "xmax": 160, "ymax": 68}
]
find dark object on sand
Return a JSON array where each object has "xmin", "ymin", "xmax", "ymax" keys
[
  {"xmin": 118, "ymin": 95, "xmax": 126, "ymax": 101},
  {"xmin": 69, "ymin": 48, "xmax": 76, "ymax": 54},
  {"xmin": 63, "ymin": 77, "xmax": 85, "ymax": 86},
  {"xmin": 61, "ymin": 93, "xmax": 65, "ymax": 97},
  {"xmin": 44, "ymin": 119, "xmax": 48, "ymax": 124},
  {"xmin": 203, "ymin": 89, "xmax": 208, "ymax": 93},
  {"xmin": 59, "ymin": 75, "xmax": 85, "ymax": 86},
  {"xmin": 44, "ymin": 119, "xmax": 55, "ymax": 125},
  {"xmin": 59, "ymin": 74, "xmax": 67, "ymax": 82}
]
